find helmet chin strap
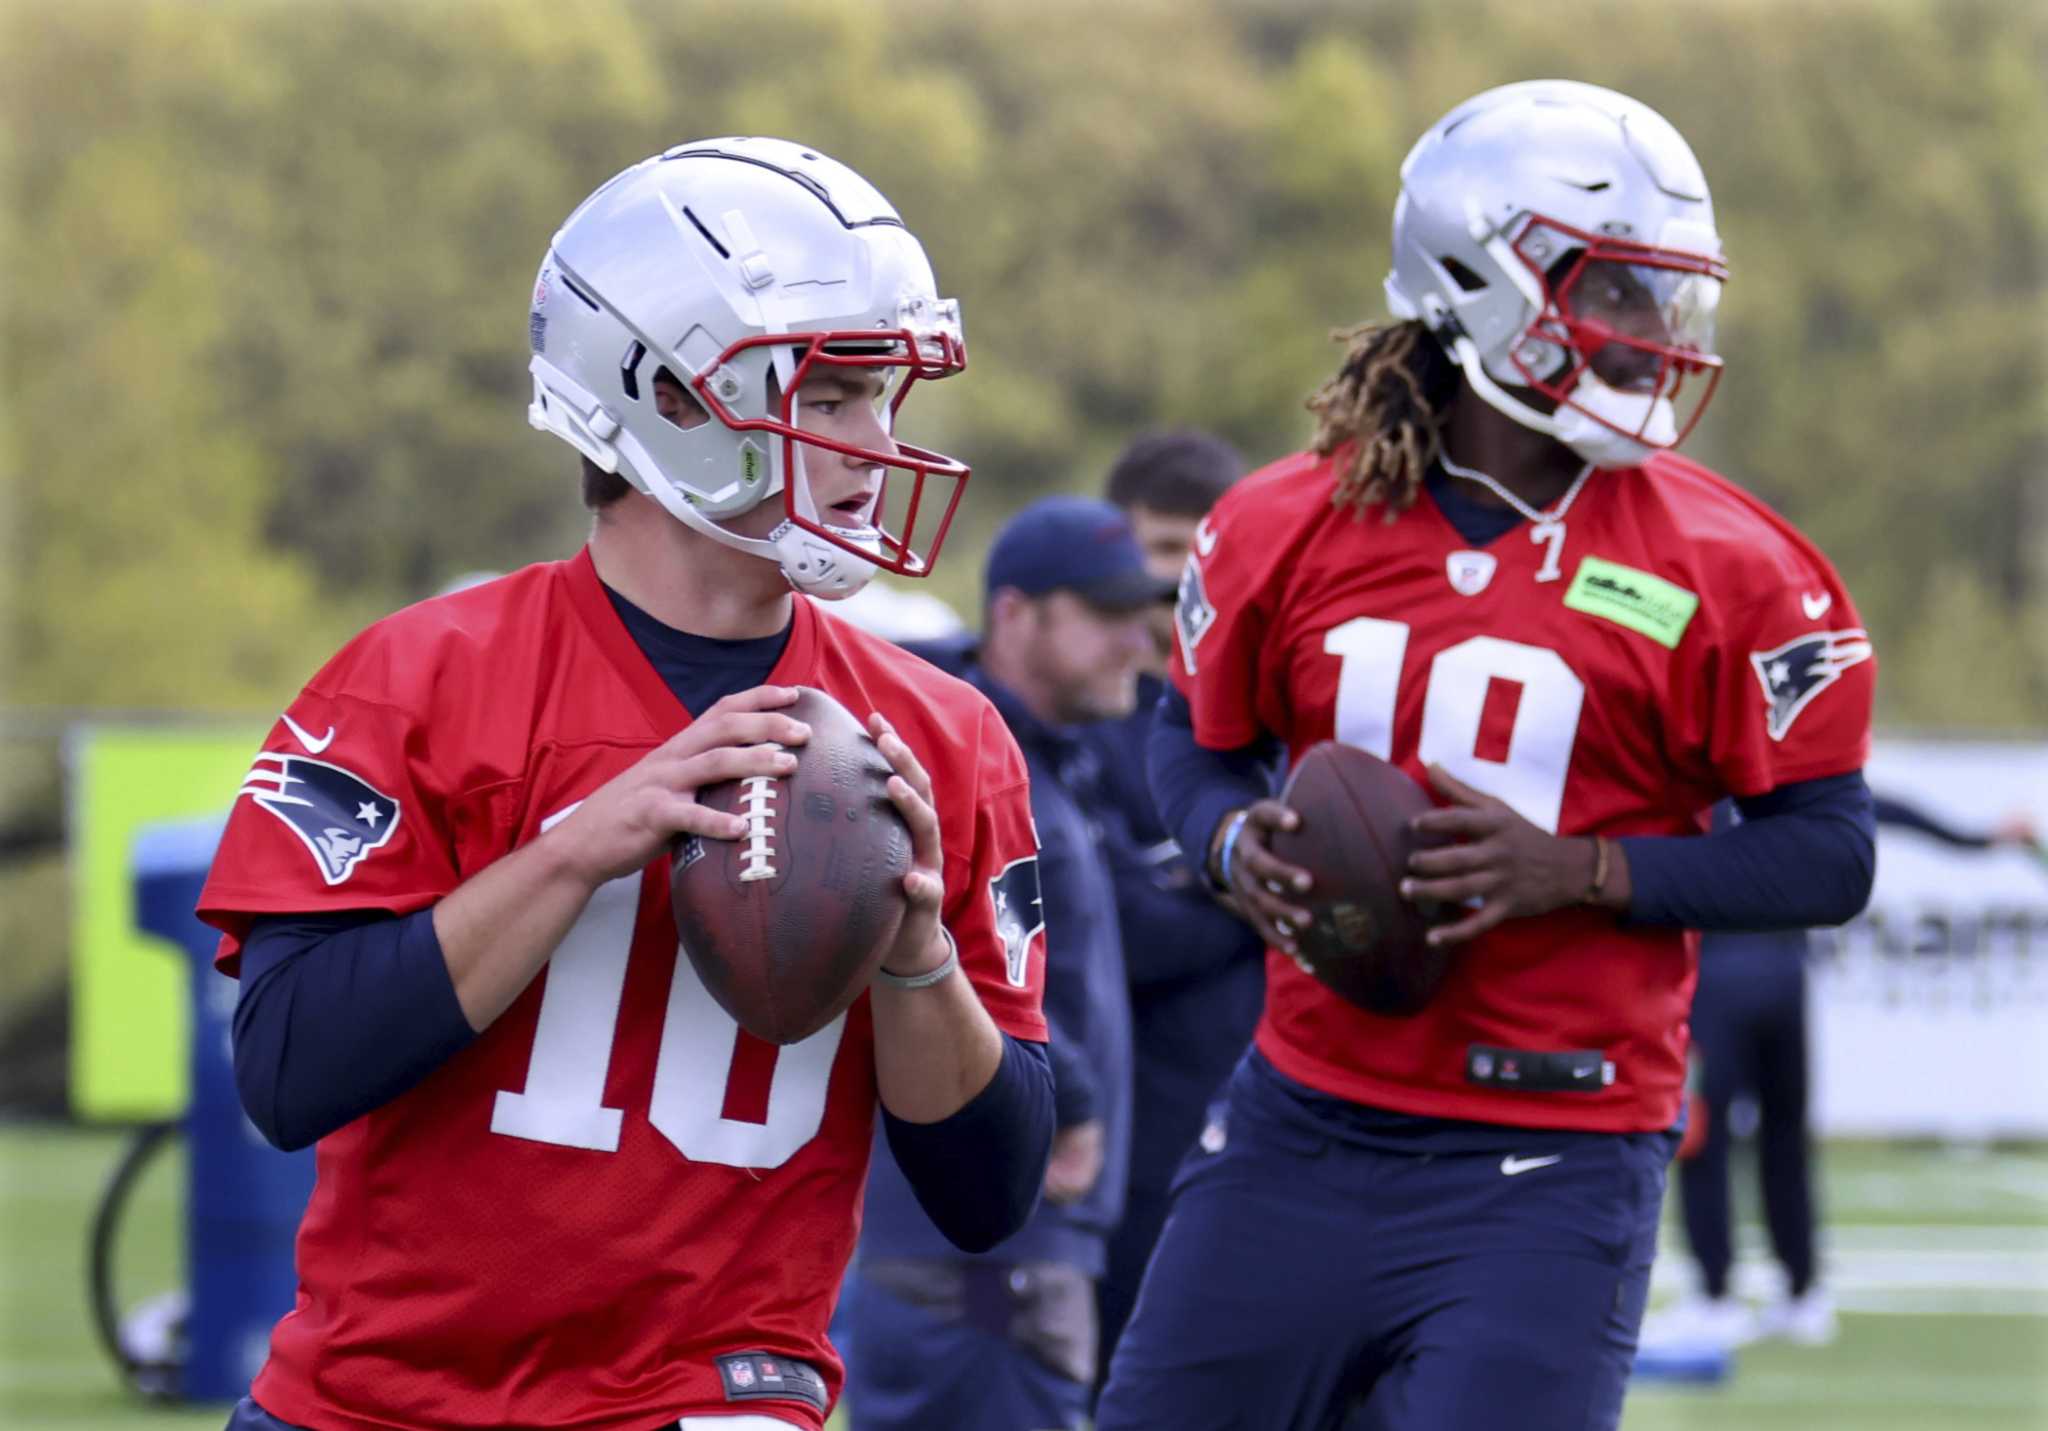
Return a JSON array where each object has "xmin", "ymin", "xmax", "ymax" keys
[
  {"xmin": 1551, "ymin": 380, "xmax": 1676, "ymax": 464},
  {"xmin": 614, "ymin": 426, "xmax": 884, "ymax": 599},
  {"xmin": 1450, "ymin": 334, "xmax": 1672, "ymax": 469},
  {"xmin": 769, "ymin": 519, "xmax": 884, "ymax": 600},
  {"xmin": 772, "ymin": 443, "xmax": 884, "ymax": 599}
]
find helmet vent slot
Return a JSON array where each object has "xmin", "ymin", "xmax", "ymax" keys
[
  {"xmin": 680, "ymin": 205, "xmax": 731, "ymax": 260},
  {"xmin": 558, "ymin": 273, "xmax": 601, "ymax": 313},
  {"xmin": 1440, "ymin": 256, "xmax": 1489, "ymax": 293},
  {"xmin": 619, "ymin": 341, "xmax": 646, "ymax": 400}
]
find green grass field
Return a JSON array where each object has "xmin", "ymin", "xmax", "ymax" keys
[{"xmin": 3, "ymin": 1125, "xmax": 2042, "ymax": 1430}]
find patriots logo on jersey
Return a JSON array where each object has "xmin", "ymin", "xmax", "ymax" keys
[
  {"xmin": 1175, "ymin": 555, "xmax": 1217, "ymax": 672},
  {"xmin": 1750, "ymin": 628, "xmax": 1872, "ymax": 741},
  {"xmin": 988, "ymin": 855, "xmax": 1045, "ymax": 988},
  {"xmin": 238, "ymin": 751, "xmax": 402, "ymax": 884}
]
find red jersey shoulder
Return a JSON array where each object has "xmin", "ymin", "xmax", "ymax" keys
[
  {"xmin": 1200, "ymin": 450, "xmax": 1339, "ymax": 557},
  {"xmin": 1630, "ymin": 455, "xmax": 1855, "ymax": 611},
  {"xmin": 809, "ymin": 606, "xmax": 1027, "ymax": 805},
  {"xmin": 307, "ymin": 561, "xmax": 568, "ymax": 712},
  {"xmin": 199, "ymin": 563, "xmax": 585, "ymax": 962},
  {"xmin": 1175, "ymin": 450, "xmax": 1339, "ymax": 667},
  {"xmin": 1629, "ymin": 456, "xmax": 1873, "ymax": 783}
]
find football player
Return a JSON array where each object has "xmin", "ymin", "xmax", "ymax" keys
[
  {"xmin": 200, "ymin": 140, "xmax": 1054, "ymax": 1431},
  {"xmin": 1095, "ymin": 82, "xmax": 1878, "ymax": 1431}
]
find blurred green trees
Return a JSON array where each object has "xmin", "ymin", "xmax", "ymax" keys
[{"xmin": 2, "ymin": 0, "xmax": 2042, "ymax": 728}]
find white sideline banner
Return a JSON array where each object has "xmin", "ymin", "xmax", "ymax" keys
[{"xmin": 1807, "ymin": 738, "xmax": 2048, "ymax": 1139}]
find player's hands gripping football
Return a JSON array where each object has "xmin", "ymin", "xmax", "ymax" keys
[
  {"xmin": 1402, "ymin": 765, "xmax": 1617, "ymax": 946},
  {"xmin": 1210, "ymin": 799, "xmax": 1315, "ymax": 956},
  {"xmin": 546, "ymin": 686, "xmax": 812, "ymax": 887},
  {"xmin": 870, "ymin": 712, "xmax": 950, "ymax": 978}
]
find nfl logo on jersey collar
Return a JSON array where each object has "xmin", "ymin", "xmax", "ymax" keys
[{"xmin": 1446, "ymin": 551, "xmax": 1498, "ymax": 596}]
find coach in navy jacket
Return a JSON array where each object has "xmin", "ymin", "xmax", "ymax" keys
[
  {"xmin": 1082, "ymin": 670, "xmax": 1265, "ymax": 1358},
  {"xmin": 1086, "ymin": 431, "xmax": 1268, "ymax": 1376},
  {"xmin": 846, "ymin": 498, "xmax": 1168, "ymax": 1431}
]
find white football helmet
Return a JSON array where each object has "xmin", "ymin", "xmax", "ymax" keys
[
  {"xmin": 527, "ymin": 138, "xmax": 968, "ymax": 597},
  {"xmin": 1385, "ymin": 81, "xmax": 1728, "ymax": 468}
]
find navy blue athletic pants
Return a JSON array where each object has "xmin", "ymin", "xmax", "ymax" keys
[
  {"xmin": 1095, "ymin": 1053, "xmax": 1675, "ymax": 1431},
  {"xmin": 841, "ymin": 1259, "xmax": 1095, "ymax": 1431},
  {"xmin": 1679, "ymin": 942, "xmax": 1816, "ymax": 1298}
]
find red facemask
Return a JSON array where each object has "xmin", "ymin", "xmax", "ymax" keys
[{"xmin": 692, "ymin": 326, "xmax": 970, "ymax": 580}]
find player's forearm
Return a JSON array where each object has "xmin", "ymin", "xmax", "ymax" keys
[
  {"xmin": 1148, "ymin": 687, "xmax": 1280, "ymax": 880},
  {"xmin": 432, "ymin": 833, "xmax": 603, "ymax": 1031},
  {"xmin": 234, "ymin": 910, "xmax": 476, "ymax": 1150},
  {"xmin": 881, "ymin": 1035, "xmax": 1054, "ymax": 1252},
  {"xmin": 870, "ymin": 946, "xmax": 1006, "ymax": 1123},
  {"xmin": 1619, "ymin": 772, "xmax": 1874, "ymax": 930}
]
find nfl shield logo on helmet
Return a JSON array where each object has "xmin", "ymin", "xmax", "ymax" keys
[
  {"xmin": 238, "ymin": 752, "xmax": 402, "ymax": 885},
  {"xmin": 988, "ymin": 855, "xmax": 1045, "ymax": 988}
]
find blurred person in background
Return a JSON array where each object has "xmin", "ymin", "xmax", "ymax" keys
[
  {"xmin": 197, "ymin": 139, "xmax": 1058, "ymax": 1431},
  {"xmin": 1088, "ymin": 431, "xmax": 1267, "ymax": 1381},
  {"xmin": 830, "ymin": 577, "xmax": 970, "ymax": 644},
  {"xmin": 846, "ymin": 496, "xmax": 1167, "ymax": 1431},
  {"xmin": 1097, "ymin": 81, "xmax": 1879, "ymax": 1431},
  {"xmin": 1646, "ymin": 794, "xmax": 2044, "ymax": 1353}
]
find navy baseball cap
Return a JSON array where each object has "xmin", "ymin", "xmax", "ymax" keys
[{"xmin": 985, "ymin": 496, "xmax": 1177, "ymax": 611}]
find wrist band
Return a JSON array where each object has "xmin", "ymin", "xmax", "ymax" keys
[
  {"xmin": 876, "ymin": 927, "xmax": 960, "ymax": 990},
  {"xmin": 1582, "ymin": 836, "xmax": 1611, "ymax": 905},
  {"xmin": 1215, "ymin": 809, "xmax": 1253, "ymax": 892}
]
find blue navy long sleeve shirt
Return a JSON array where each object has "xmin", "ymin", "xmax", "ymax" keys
[
  {"xmin": 1079, "ymin": 672, "xmax": 1263, "ymax": 1196},
  {"xmin": 860, "ymin": 641, "xmax": 1134, "ymax": 1275}
]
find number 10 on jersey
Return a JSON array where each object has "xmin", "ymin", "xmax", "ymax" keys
[{"xmin": 491, "ymin": 867, "xmax": 843, "ymax": 1170}]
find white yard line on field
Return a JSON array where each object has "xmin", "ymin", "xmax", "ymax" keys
[{"xmin": 1652, "ymin": 1223, "xmax": 2048, "ymax": 1316}]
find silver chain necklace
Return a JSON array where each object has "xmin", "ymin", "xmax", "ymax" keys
[
  {"xmin": 1436, "ymin": 449, "xmax": 1594, "ymax": 584},
  {"xmin": 1437, "ymin": 450, "xmax": 1594, "ymax": 527}
]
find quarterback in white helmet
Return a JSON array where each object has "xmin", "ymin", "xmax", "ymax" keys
[
  {"xmin": 1383, "ymin": 81, "xmax": 1728, "ymax": 469},
  {"xmin": 200, "ymin": 139, "xmax": 1053, "ymax": 1431},
  {"xmin": 1097, "ymin": 82, "xmax": 1876, "ymax": 1431},
  {"xmin": 529, "ymin": 137, "xmax": 970, "ymax": 597}
]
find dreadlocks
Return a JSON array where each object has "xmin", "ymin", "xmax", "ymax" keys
[{"xmin": 1307, "ymin": 319, "xmax": 1462, "ymax": 521}]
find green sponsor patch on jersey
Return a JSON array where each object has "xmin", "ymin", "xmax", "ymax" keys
[{"xmin": 1562, "ymin": 556, "xmax": 1700, "ymax": 649}]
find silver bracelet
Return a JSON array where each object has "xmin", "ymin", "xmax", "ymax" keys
[
  {"xmin": 875, "ymin": 927, "xmax": 960, "ymax": 990},
  {"xmin": 1213, "ymin": 808, "xmax": 1253, "ymax": 892}
]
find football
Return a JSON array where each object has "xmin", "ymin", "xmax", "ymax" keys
[
  {"xmin": 670, "ymin": 686, "xmax": 913, "ymax": 1044},
  {"xmin": 1267, "ymin": 741, "xmax": 1454, "ymax": 1016}
]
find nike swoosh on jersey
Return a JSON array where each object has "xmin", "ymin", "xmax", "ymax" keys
[
  {"xmin": 280, "ymin": 712, "xmax": 336, "ymax": 754},
  {"xmin": 1801, "ymin": 591, "xmax": 1833, "ymax": 620},
  {"xmin": 1500, "ymin": 1153, "xmax": 1564, "ymax": 1176},
  {"xmin": 1193, "ymin": 517, "xmax": 1218, "ymax": 557}
]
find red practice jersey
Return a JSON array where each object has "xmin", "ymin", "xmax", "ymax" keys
[
  {"xmin": 1172, "ymin": 449, "xmax": 1872, "ymax": 1132},
  {"xmin": 199, "ymin": 549, "xmax": 1047, "ymax": 1431}
]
